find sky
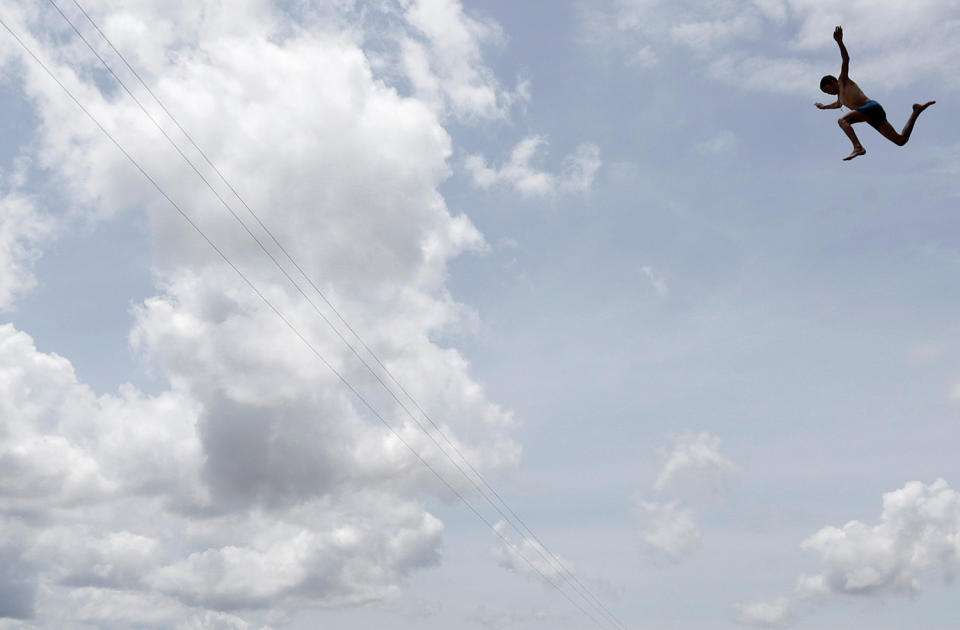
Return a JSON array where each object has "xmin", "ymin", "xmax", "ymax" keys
[{"xmin": 1, "ymin": 1, "xmax": 959, "ymax": 629}]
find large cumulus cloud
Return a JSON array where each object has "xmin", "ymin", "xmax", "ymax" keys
[{"xmin": 0, "ymin": 0, "xmax": 521, "ymax": 625}]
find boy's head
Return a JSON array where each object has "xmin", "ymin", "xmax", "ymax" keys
[{"xmin": 820, "ymin": 75, "xmax": 839, "ymax": 94}]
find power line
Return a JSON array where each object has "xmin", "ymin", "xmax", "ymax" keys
[
  {"xmin": 53, "ymin": 2, "xmax": 628, "ymax": 627},
  {"xmin": 0, "ymin": 12, "xmax": 620, "ymax": 630}
]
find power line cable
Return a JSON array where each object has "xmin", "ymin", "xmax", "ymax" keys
[
  {"xmin": 55, "ymin": 2, "xmax": 628, "ymax": 627},
  {"xmin": 0, "ymin": 13, "xmax": 618, "ymax": 630}
]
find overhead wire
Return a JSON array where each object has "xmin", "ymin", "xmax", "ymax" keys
[{"xmin": 10, "ymin": 5, "xmax": 628, "ymax": 629}]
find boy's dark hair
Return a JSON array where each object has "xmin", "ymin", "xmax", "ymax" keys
[{"xmin": 820, "ymin": 75, "xmax": 838, "ymax": 91}]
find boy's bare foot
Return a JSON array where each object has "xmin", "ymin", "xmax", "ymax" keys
[
  {"xmin": 843, "ymin": 146, "xmax": 866, "ymax": 161},
  {"xmin": 914, "ymin": 101, "xmax": 936, "ymax": 114}
]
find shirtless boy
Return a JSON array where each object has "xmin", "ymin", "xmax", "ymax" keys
[{"xmin": 816, "ymin": 26, "xmax": 935, "ymax": 161}]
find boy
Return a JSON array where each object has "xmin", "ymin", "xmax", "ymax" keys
[{"xmin": 816, "ymin": 26, "xmax": 935, "ymax": 161}]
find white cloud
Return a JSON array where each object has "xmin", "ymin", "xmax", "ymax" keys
[
  {"xmin": 733, "ymin": 596, "xmax": 791, "ymax": 627},
  {"xmin": 636, "ymin": 500, "xmax": 701, "ymax": 558},
  {"xmin": 174, "ymin": 611, "xmax": 255, "ymax": 630},
  {"xmin": 147, "ymin": 502, "xmax": 444, "ymax": 610},
  {"xmin": 33, "ymin": 528, "xmax": 164, "ymax": 589},
  {"xmin": 465, "ymin": 136, "xmax": 602, "ymax": 197},
  {"xmin": 68, "ymin": 588, "xmax": 258, "ymax": 629},
  {"xmin": 559, "ymin": 143, "xmax": 603, "ymax": 194},
  {"xmin": 694, "ymin": 130, "xmax": 739, "ymax": 156},
  {"xmin": 400, "ymin": 0, "xmax": 526, "ymax": 120},
  {"xmin": 0, "ymin": 0, "xmax": 523, "ymax": 625},
  {"xmin": 635, "ymin": 432, "xmax": 734, "ymax": 561},
  {"xmin": 669, "ymin": 14, "xmax": 764, "ymax": 54},
  {"xmin": 641, "ymin": 265, "xmax": 669, "ymax": 296},
  {"xmin": 0, "ymin": 537, "xmax": 36, "ymax": 621},
  {"xmin": 70, "ymin": 589, "xmax": 190, "ymax": 628},
  {"xmin": 653, "ymin": 431, "xmax": 735, "ymax": 492},
  {"xmin": 583, "ymin": 0, "xmax": 960, "ymax": 93},
  {"xmin": 735, "ymin": 479, "xmax": 960, "ymax": 627},
  {"xmin": 798, "ymin": 478, "xmax": 960, "ymax": 596},
  {"xmin": 0, "ymin": 324, "xmax": 204, "ymax": 619},
  {"xmin": 0, "ymin": 193, "xmax": 55, "ymax": 311},
  {"xmin": 793, "ymin": 573, "xmax": 830, "ymax": 598},
  {"xmin": 491, "ymin": 521, "xmax": 573, "ymax": 584}
]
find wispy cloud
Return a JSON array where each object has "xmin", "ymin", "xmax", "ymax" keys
[
  {"xmin": 636, "ymin": 431, "xmax": 735, "ymax": 561},
  {"xmin": 465, "ymin": 136, "xmax": 601, "ymax": 197},
  {"xmin": 636, "ymin": 500, "xmax": 702, "ymax": 558},
  {"xmin": 733, "ymin": 596, "xmax": 791, "ymax": 627},
  {"xmin": 654, "ymin": 431, "xmax": 735, "ymax": 492},
  {"xmin": 0, "ymin": 193, "xmax": 55, "ymax": 311},
  {"xmin": 491, "ymin": 521, "xmax": 573, "ymax": 584},
  {"xmin": 581, "ymin": 0, "xmax": 960, "ymax": 93},
  {"xmin": 694, "ymin": 130, "xmax": 739, "ymax": 156},
  {"xmin": 400, "ymin": 0, "xmax": 528, "ymax": 120},
  {"xmin": 640, "ymin": 265, "xmax": 669, "ymax": 296}
]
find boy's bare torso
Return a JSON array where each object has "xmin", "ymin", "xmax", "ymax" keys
[{"xmin": 838, "ymin": 77, "xmax": 870, "ymax": 110}]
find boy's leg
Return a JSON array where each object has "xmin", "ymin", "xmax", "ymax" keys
[
  {"xmin": 838, "ymin": 110, "xmax": 869, "ymax": 160},
  {"xmin": 873, "ymin": 101, "xmax": 936, "ymax": 146}
]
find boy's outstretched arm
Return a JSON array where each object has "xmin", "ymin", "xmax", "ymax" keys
[
  {"xmin": 816, "ymin": 100, "xmax": 841, "ymax": 109},
  {"xmin": 834, "ymin": 26, "xmax": 849, "ymax": 79}
]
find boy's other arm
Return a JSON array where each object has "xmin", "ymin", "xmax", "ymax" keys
[
  {"xmin": 834, "ymin": 26, "xmax": 850, "ymax": 79},
  {"xmin": 816, "ymin": 100, "xmax": 842, "ymax": 109}
]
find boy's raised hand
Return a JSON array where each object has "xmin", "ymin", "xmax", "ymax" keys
[{"xmin": 834, "ymin": 26, "xmax": 843, "ymax": 42}]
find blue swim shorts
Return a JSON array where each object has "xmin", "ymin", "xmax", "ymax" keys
[{"xmin": 855, "ymin": 100, "xmax": 887, "ymax": 130}]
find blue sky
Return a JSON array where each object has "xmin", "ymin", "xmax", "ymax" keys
[{"xmin": 1, "ymin": 1, "xmax": 959, "ymax": 629}]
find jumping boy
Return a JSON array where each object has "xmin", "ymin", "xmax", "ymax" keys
[{"xmin": 816, "ymin": 26, "xmax": 935, "ymax": 161}]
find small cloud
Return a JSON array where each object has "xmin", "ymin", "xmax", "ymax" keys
[
  {"xmin": 491, "ymin": 521, "xmax": 572, "ymax": 584},
  {"xmin": 694, "ymin": 130, "xmax": 738, "ymax": 156},
  {"xmin": 634, "ymin": 431, "xmax": 734, "ymax": 562},
  {"xmin": 636, "ymin": 500, "xmax": 701, "ymax": 559},
  {"xmin": 559, "ymin": 143, "xmax": 602, "ymax": 194},
  {"xmin": 629, "ymin": 46, "xmax": 659, "ymax": 68},
  {"xmin": 798, "ymin": 478, "xmax": 960, "ymax": 597},
  {"xmin": 733, "ymin": 596, "xmax": 791, "ymax": 627},
  {"xmin": 640, "ymin": 265, "xmax": 669, "ymax": 296},
  {"xmin": 465, "ymin": 136, "xmax": 601, "ymax": 197},
  {"xmin": 653, "ymin": 431, "xmax": 735, "ymax": 492},
  {"xmin": 794, "ymin": 574, "xmax": 830, "ymax": 598},
  {"xmin": 0, "ymin": 193, "xmax": 57, "ymax": 311}
]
